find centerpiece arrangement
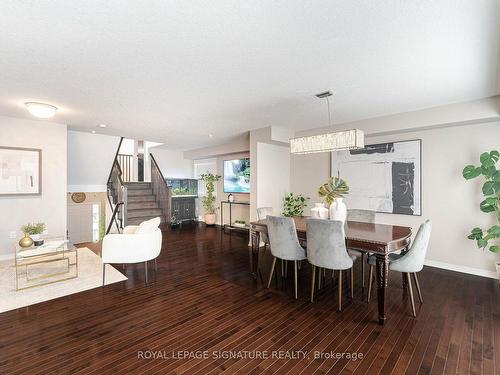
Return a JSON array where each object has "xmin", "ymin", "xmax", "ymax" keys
[
  {"xmin": 19, "ymin": 222, "xmax": 46, "ymax": 247},
  {"xmin": 318, "ymin": 176, "xmax": 350, "ymax": 222},
  {"xmin": 282, "ymin": 193, "xmax": 309, "ymax": 217}
]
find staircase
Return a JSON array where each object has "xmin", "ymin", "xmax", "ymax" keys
[{"xmin": 125, "ymin": 182, "xmax": 165, "ymax": 225}]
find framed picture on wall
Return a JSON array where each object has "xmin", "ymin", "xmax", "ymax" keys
[
  {"xmin": 331, "ymin": 139, "xmax": 421, "ymax": 216},
  {"xmin": 0, "ymin": 146, "xmax": 42, "ymax": 196}
]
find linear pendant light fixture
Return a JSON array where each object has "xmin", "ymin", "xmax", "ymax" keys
[{"xmin": 290, "ymin": 91, "xmax": 364, "ymax": 154}]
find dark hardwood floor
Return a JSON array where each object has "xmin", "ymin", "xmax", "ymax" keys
[{"xmin": 1, "ymin": 223, "xmax": 499, "ymax": 374}]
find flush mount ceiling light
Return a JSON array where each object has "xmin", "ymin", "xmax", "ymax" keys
[
  {"xmin": 25, "ymin": 102, "xmax": 58, "ymax": 118},
  {"xmin": 98, "ymin": 124, "xmax": 107, "ymax": 128},
  {"xmin": 290, "ymin": 91, "xmax": 364, "ymax": 154}
]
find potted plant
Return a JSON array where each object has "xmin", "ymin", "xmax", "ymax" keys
[
  {"xmin": 282, "ymin": 193, "xmax": 309, "ymax": 217},
  {"xmin": 233, "ymin": 219, "xmax": 247, "ymax": 228},
  {"xmin": 20, "ymin": 222, "xmax": 46, "ymax": 247},
  {"xmin": 318, "ymin": 177, "xmax": 350, "ymax": 222},
  {"xmin": 463, "ymin": 150, "xmax": 499, "ymax": 279},
  {"xmin": 199, "ymin": 172, "xmax": 221, "ymax": 225}
]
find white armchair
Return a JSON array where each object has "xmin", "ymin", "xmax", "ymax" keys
[{"xmin": 102, "ymin": 217, "xmax": 162, "ymax": 284}]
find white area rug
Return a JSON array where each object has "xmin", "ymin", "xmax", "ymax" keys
[{"xmin": 0, "ymin": 247, "xmax": 127, "ymax": 313}]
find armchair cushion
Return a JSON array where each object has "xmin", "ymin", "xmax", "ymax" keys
[
  {"xmin": 122, "ymin": 225, "xmax": 139, "ymax": 234},
  {"xmin": 136, "ymin": 217, "xmax": 161, "ymax": 234},
  {"xmin": 102, "ymin": 229, "xmax": 162, "ymax": 264}
]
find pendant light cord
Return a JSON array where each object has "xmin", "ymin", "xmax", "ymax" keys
[{"xmin": 326, "ymin": 96, "xmax": 332, "ymax": 127}]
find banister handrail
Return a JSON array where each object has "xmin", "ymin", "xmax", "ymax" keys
[
  {"xmin": 106, "ymin": 137, "xmax": 124, "ymax": 185},
  {"xmin": 106, "ymin": 137, "xmax": 126, "ymax": 233},
  {"xmin": 150, "ymin": 152, "xmax": 172, "ymax": 224},
  {"xmin": 150, "ymin": 153, "xmax": 168, "ymax": 183},
  {"xmin": 106, "ymin": 202, "xmax": 124, "ymax": 235}
]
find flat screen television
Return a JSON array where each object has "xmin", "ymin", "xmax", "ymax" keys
[{"xmin": 223, "ymin": 158, "xmax": 250, "ymax": 193}]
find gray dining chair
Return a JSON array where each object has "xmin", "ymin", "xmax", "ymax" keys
[
  {"xmin": 306, "ymin": 218, "xmax": 357, "ymax": 311},
  {"xmin": 367, "ymin": 220, "xmax": 432, "ymax": 317},
  {"xmin": 266, "ymin": 216, "xmax": 306, "ymax": 299},
  {"xmin": 346, "ymin": 209, "xmax": 376, "ymax": 288},
  {"xmin": 257, "ymin": 207, "xmax": 273, "ymax": 253}
]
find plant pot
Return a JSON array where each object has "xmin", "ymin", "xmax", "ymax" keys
[
  {"xmin": 329, "ymin": 198, "xmax": 347, "ymax": 222},
  {"xmin": 311, "ymin": 203, "xmax": 329, "ymax": 220},
  {"xmin": 205, "ymin": 213, "xmax": 216, "ymax": 226},
  {"xmin": 31, "ymin": 234, "xmax": 44, "ymax": 246}
]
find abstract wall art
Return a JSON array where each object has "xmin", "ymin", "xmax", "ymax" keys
[
  {"xmin": 331, "ymin": 139, "xmax": 421, "ymax": 216},
  {"xmin": 0, "ymin": 146, "xmax": 41, "ymax": 196}
]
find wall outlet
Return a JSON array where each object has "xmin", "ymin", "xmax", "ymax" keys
[{"xmin": 9, "ymin": 231, "xmax": 17, "ymax": 239}]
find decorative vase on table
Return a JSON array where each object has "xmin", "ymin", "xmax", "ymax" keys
[
  {"xmin": 19, "ymin": 234, "xmax": 33, "ymax": 248},
  {"xmin": 311, "ymin": 203, "xmax": 329, "ymax": 220},
  {"xmin": 329, "ymin": 198, "xmax": 347, "ymax": 223}
]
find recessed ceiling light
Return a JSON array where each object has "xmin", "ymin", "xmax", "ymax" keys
[
  {"xmin": 91, "ymin": 130, "xmax": 96, "ymax": 134},
  {"xmin": 98, "ymin": 124, "xmax": 107, "ymax": 128},
  {"xmin": 208, "ymin": 133, "xmax": 214, "ymax": 138},
  {"xmin": 25, "ymin": 102, "xmax": 58, "ymax": 118}
]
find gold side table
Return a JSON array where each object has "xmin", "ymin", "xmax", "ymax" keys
[{"xmin": 14, "ymin": 238, "xmax": 78, "ymax": 291}]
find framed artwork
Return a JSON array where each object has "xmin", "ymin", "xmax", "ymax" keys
[
  {"xmin": 0, "ymin": 146, "xmax": 42, "ymax": 196},
  {"xmin": 331, "ymin": 139, "xmax": 421, "ymax": 216}
]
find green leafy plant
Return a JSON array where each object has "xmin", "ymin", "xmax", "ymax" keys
[
  {"xmin": 199, "ymin": 172, "xmax": 221, "ymax": 214},
  {"xmin": 21, "ymin": 222, "xmax": 46, "ymax": 236},
  {"xmin": 172, "ymin": 187, "xmax": 190, "ymax": 196},
  {"xmin": 463, "ymin": 150, "xmax": 500, "ymax": 253},
  {"xmin": 235, "ymin": 220, "xmax": 246, "ymax": 224},
  {"xmin": 318, "ymin": 177, "xmax": 349, "ymax": 205},
  {"xmin": 282, "ymin": 193, "xmax": 309, "ymax": 217}
]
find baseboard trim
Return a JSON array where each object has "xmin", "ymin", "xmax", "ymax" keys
[
  {"xmin": 0, "ymin": 254, "xmax": 12, "ymax": 262},
  {"xmin": 424, "ymin": 259, "xmax": 498, "ymax": 280}
]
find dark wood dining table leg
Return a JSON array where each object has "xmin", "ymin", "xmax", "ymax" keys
[
  {"xmin": 250, "ymin": 229, "xmax": 260, "ymax": 279},
  {"xmin": 375, "ymin": 253, "xmax": 389, "ymax": 325}
]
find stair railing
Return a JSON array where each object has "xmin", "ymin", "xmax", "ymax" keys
[
  {"xmin": 117, "ymin": 153, "xmax": 133, "ymax": 182},
  {"xmin": 106, "ymin": 202, "xmax": 124, "ymax": 235},
  {"xmin": 106, "ymin": 137, "xmax": 128, "ymax": 232},
  {"xmin": 150, "ymin": 153, "xmax": 172, "ymax": 224}
]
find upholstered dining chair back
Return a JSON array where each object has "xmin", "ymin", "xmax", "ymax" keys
[
  {"xmin": 389, "ymin": 220, "xmax": 432, "ymax": 273},
  {"xmin": 306, "ymin": 218, "xmax": 353, "ymax": 270},
  {"xmin": 347, "ymin": 209, "xmax": 376, "ymax": 223},
  {"xmin": 257, "ymin": 207, "xmax": 274, "ymax": 220},
  {"xmin": 257, "ymin": 207, "xmax": 274, "ymax": 244},
  {"xmin": 266, "ymin": 216, "xmax": 306, "ymax": 261}
]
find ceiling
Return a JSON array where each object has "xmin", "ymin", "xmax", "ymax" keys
[{"xmin": 1, "ymin": 1, "xmax": 499, "ymax": 149}]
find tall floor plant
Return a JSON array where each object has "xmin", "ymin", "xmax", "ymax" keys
[{"xmin": 462, "ymin": 150, "xmax": 500, "ymax": 253}]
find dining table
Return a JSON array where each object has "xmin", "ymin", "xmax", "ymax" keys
[{"xmin": 250, "ymin": 217, "xmax": 412, "ymax": 326}]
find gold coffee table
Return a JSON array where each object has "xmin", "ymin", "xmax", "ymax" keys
[{"xmin": 14, "ymin": 238, "xmax": 78, "ymax": 291}]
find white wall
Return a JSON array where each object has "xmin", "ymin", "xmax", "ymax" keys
[
  {"xmin": 291, "ymin": 121, "xmax": 500, "ymax": 278},
  {"xmin": 184, "ymin": 133, "xmax": 250, "ymax": 160},
  {"xmin": 150, "ymin": 148, "xmax": 193, "ymax": 179},
  {"xmin": 0, "ymin": 116, "xmax": 67, "ymax": 258},
  {"xmin": 67, "ymin": 130, "xmax": 121, "ymax": 192},
  {"xmin": 249, "ymin": 126, "xmax": 291, "ymax": 221},
  {"xmin": 257, "ymin": 142, "xmax": 290, "ymax": 216}
]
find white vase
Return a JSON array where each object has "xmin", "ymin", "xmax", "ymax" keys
[
  {"xmin": 311, "ymin": 203, "xmax": 329, "ymax": 219},
  {"xmin": 496, "ymin": 262, "xmax": 500, "ymax": 282},
  {"xmin": 329, "ymin": 198, "xmax": 347, "ymax": 222}
]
